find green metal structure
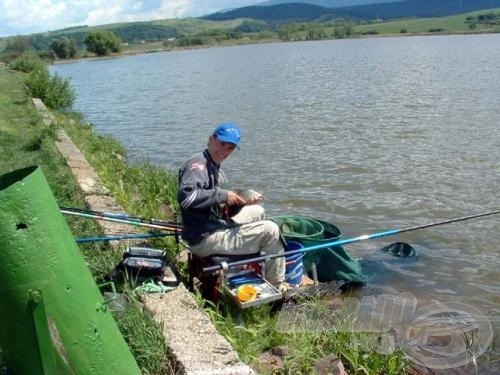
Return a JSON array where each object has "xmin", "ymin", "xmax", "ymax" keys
[{"xmin": 0, "ymin": 166, "xmax": 141, "ymax": 374}]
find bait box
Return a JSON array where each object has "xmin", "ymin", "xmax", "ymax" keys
[{"xmin": 224, "ymin": 270, "xmax": 282, "ymax": 308}]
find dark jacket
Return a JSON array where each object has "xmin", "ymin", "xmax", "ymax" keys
[{"xmin": 177, "ymin": 149, "xmax": 231, "ymax": 245}]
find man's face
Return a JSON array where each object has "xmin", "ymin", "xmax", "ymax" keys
[{"xmin": 207, "ymin": 135, "xmax": 237, "ymax": 164}]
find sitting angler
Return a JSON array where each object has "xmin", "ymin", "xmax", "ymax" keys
[{"xmin": 177, "ymin": 123, "xmax": 287, "ymax": 291}]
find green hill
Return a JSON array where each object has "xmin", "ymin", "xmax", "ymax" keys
[
  {"xmin": 342, "ymin": 0, "xmax": 500, "ymax": 20},
  {"xmin": 3, "ymin": 18, "xmax": 249, "ymax": 52},
  {"xmin": 204, "ymin": 0, "xmax": 500, "ymax": 21},
  {"xmin": 353, "ymin": 7, "xmax": 500, "ymax": 34},
  {"xmin": 201, "ymin": 3, "xmax": 345, "ymax": 22},
  {"xmin": 259, "ymin": 0, "xmax": 401, "ymax": 7}
]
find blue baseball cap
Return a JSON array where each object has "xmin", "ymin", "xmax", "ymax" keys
[{"xmin": 213, "ymin": 123, "xmax": 242, "ymax": 148}]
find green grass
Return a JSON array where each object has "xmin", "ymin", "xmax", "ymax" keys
[
  {"xmin": 52, "ymin": 113, "xmax": 181, "ymax": 372},
  {"xmin": 60, "ymin": 117, "xmax": 178, "ymax": 216},
  {"xmin": 28, "ymin": 18, "xmax": 248, "ymax": 40},
  {"xmin": 200, "ymin": 293, "xmax": 410, "ymax": 374},
  {"xmin": 0, "ymin": 63, "xmax": 175, "ymax": 374},
  {"xmin": 61, "ymin": 118, "xmax": 180, "ymax": 258},
  {"xmin": 114, "ymin": 293, "xmax": 173, "ymax": 375},
  {"xmin": 0, "ymin": 65, "xmax": 100, "ymax": 241},
  {"xmin": 353, "ymin": 8, "xmax": 500, "ymax": 35}
]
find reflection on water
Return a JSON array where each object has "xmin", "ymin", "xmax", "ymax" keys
[{"xmin": 51, "ymin": 33, "xmax": 500, "ymax": 371}]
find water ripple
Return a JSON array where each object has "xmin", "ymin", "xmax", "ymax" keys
[{"xmin": 51, "ymin": 33, "xmax": 500, "ymax": 333}]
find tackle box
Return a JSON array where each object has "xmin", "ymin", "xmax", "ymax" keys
[
  {"xmin": 223, "ymin": 269, "xmax": 282, "ymax": 309},
  {"xmin": 124, "ymin": 246, "xmax": 178, "ymax": 286}
]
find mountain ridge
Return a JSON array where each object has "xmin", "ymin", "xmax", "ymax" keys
[
  {"xmin": 200, "ymin": 3, "xmax": 346, "ymax": 22},
  {"xmin": 202, "ymin": 0, "xmax": 500, "ymax": 21},
  {"xmin": 257, "ymin": 0, "xmax": 402, "ymax": 8}
]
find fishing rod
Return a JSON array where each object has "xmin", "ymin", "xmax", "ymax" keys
[
  {"xmin": 61, "ymin": 206, "xmax": 182, "ymax": 228},
  {"xmin": 60, "ymin": 207, "xmax": 183, "ymax": 232},
  {"xmin": 203, "ymin": 209, "xmax": 500, "ymax": 273},
  {"xmin": 75, "ymin": 232, "xmax": 174, "ymax": 243}
]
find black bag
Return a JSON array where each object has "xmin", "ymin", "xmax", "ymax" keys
[{"xmin": 122, "ymin": 247, "xmax": 169, "ymax": 279}]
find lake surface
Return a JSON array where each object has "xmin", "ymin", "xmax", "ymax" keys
[{"xmin": 52, "ymin": 34, "xmax": 500, "ymax": 371}]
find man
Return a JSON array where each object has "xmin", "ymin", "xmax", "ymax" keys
[{"xmin": 177, "ymin": 123, "xmax": 286, "ymax": 289}]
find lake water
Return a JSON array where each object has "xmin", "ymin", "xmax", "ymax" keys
[{"xmin": 52, "ymin": 34, "xmax": 500, "ymax": 371}]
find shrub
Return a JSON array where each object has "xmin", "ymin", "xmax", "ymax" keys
[
  {"xmin": 307, "ymin": 27, "xmax": 326, "ymax": 40},
  {"xmin": 50, "ymin": 37, "xmax": 78, "ymax": 59},
  {"xmin": 234, "ymin": 21, "xmax": 268, "ymax": 33},
  {"xmin": 2, "ymin": 36, "xmax": 30, "ymax": 59},
  {"xmin": 175, "ymin": 35, "xmax": 206, "ymax": 47},
  {"xmin": 8, "ymin": 51, "xmax": 45, "ymax": 73},
  {"xmin": 84, "ymin": 31, "xmax": 122, "ymax": 56},
  {"xmin": 25, "ymin": 66, "xmax": 75, "ymax": 109}
]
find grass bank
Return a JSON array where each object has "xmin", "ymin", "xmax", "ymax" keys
[
  {"xmin": 0, "ymin": 63, "xmax": 174, "ymax": 374},
  {"xmin": 200, "ymin": 293, "xmax": 411, "ymax": 374}
]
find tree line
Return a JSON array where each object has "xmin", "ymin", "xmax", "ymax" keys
[
  {"xmin": 2, "ymin": 21, "xmax": 351, "ymax": 59},
  {"xmin": 1, "ymin": 31, "xmax": 123, "ymax": 59}
]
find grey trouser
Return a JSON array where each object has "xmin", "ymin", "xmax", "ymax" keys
[{"xmin": 189, "ymin": 205, "xmax": 285, "ymax": 286}]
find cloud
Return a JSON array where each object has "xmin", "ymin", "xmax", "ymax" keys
[
  {"xmin": 156, "ymin": 0, "xmax": 191, "ymax": 19},
  {"xmin": 1, "ymin": 0, "xmax": 68, "ymax": 35},
  {"xmin": 82, "ymin": 3, "xmax": 123, "ymax": 26},
  {"xmin": 0, "ymin": 0, "xmax": 260, "ymax": 37}
]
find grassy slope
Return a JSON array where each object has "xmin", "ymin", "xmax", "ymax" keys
[
  {"xmin": 47, "ymin": 18, "xmax": 246, "ymax": 38},
  {"xmin": 0, "ymin": 63, "xmax": 116, "ymax": 271},
  {"xmin": 0, "ymin": 64, "xmax": 172, "ymax": 374},
  {"xmin": 354, "ymin": 7, "xmax": 500, "ymax": 34},
  {"xmin": 42, "ymin": 8, "xmax": 500, "ymax": 37},
  {"xmin": 0, "ymin": 64, "xmax": 92, "ymax": 220}
]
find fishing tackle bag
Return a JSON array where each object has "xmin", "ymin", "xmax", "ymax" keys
[{"xmin": 122, "ymin": 247, "xmax": 169, "ymax": 279}]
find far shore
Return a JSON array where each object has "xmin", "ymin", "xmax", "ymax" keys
[{"xmin": 50, "ymin": 29, "xmax": 499, "ymax": 65}]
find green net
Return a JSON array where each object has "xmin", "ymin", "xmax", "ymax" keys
[{"xmin": 272, "ymin": 215, "xmax": 366, "ymax": 285}]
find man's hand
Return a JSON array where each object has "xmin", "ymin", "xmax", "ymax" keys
[{"xmin": 227, "ymin": 190, "xmax": 246, "ymax": 206}]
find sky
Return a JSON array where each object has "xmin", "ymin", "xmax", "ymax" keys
[{"xmin": 0, "ymin": 0, "xmax": 261, "ymax": 37}]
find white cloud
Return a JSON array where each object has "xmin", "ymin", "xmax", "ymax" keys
[
  {"xmin": 83, "ymin": 4, "xmax": 123, "ymax": 26},
  {"xmin": 1, "ymin": 0, "xmax": 67, "ymax": 32},
  {"xmin": 0, "ymin": 0, "xmax": 260, "ymax": 37},
  {"xmin": 156, "ymin": 0, "xmax": 191, "ymax": 19},
  {"xmin": 132, "ymin": 2, "xmax": 143, "ymax": 11}
]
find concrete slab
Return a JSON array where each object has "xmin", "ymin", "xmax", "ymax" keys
[{"xmin": 143, "ymin": 286, "xmax": 255, "ymax": 375}]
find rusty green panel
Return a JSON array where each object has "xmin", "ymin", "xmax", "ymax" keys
[{"xmin": 0, "ymin": 166, "xmax": 141, "ymax": 374}]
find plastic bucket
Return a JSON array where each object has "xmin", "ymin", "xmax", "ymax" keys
[{"xmin": 284, "ymin": 240, "xmax": 305, "ymax": 285}]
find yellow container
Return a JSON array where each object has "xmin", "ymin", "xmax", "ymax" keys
[{"xmin": 237, "ymin": 285, "xmax": 258, "ymax": 302}]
